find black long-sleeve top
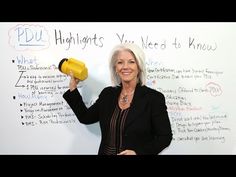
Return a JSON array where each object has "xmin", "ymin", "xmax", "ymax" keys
[{"xmin": 63, "ymin": 83, "xmax": 173, "ymax": 155}]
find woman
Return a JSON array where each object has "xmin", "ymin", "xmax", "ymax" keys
[{"xmin": 63, "ymin": 43, "xmax": 172, "ymax": 155}]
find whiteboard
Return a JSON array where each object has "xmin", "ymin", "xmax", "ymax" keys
[{"xmin": 1, "ymin": 22, "xmax": 236, "ymax": 154}]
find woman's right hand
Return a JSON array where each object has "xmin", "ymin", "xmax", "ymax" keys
[{"xmin": 69, "ymin": 71, "xmax": 80, "ymax": 92}]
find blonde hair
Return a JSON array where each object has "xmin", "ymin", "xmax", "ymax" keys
[{"xmin": 109, "ymin": 43, "xmax": 146, "ymax": 86}]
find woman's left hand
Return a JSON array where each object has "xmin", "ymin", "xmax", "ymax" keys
[{"xmin": 117, "ymin": 150, "xmax": 137, "ymax": 155}]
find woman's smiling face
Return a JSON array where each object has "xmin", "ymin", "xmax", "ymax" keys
[{"xmin": 115, "ymin": 50, "xmax": 139, "ymax": 84}]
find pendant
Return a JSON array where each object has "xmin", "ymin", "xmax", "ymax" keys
[{"xmin": 120, "ymin": 95, "xmax": 128, "ymax": 104}]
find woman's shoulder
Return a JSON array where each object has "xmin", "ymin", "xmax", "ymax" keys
[
  {"xmin": 140, "ymin": 85, "xmax": 165, "ymax": 98},
  {"xmin": 138, "ymin": 86, "xmax": 166, "ymax": 105},
  {"xmin": 100, "ymin": 85, "xmax": 120, "ymax": 95}
]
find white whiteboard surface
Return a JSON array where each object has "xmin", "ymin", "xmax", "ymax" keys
[{"xmin": 1, "ymin": 22, "xmax": 236, "ymax": 154}]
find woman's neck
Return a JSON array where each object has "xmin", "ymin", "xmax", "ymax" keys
[{"xmin": 121, "ymin": 81, "xmax": 136, "ymax": 94}]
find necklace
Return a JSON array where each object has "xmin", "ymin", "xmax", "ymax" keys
[{"xmin": 120, "ymin": 90, "xmax": 135, "ymax": 104}]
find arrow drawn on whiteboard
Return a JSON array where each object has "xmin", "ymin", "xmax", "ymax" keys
[{"xmin": 15, "ymin": 71, "xmax": 26, "ymax": 88}]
